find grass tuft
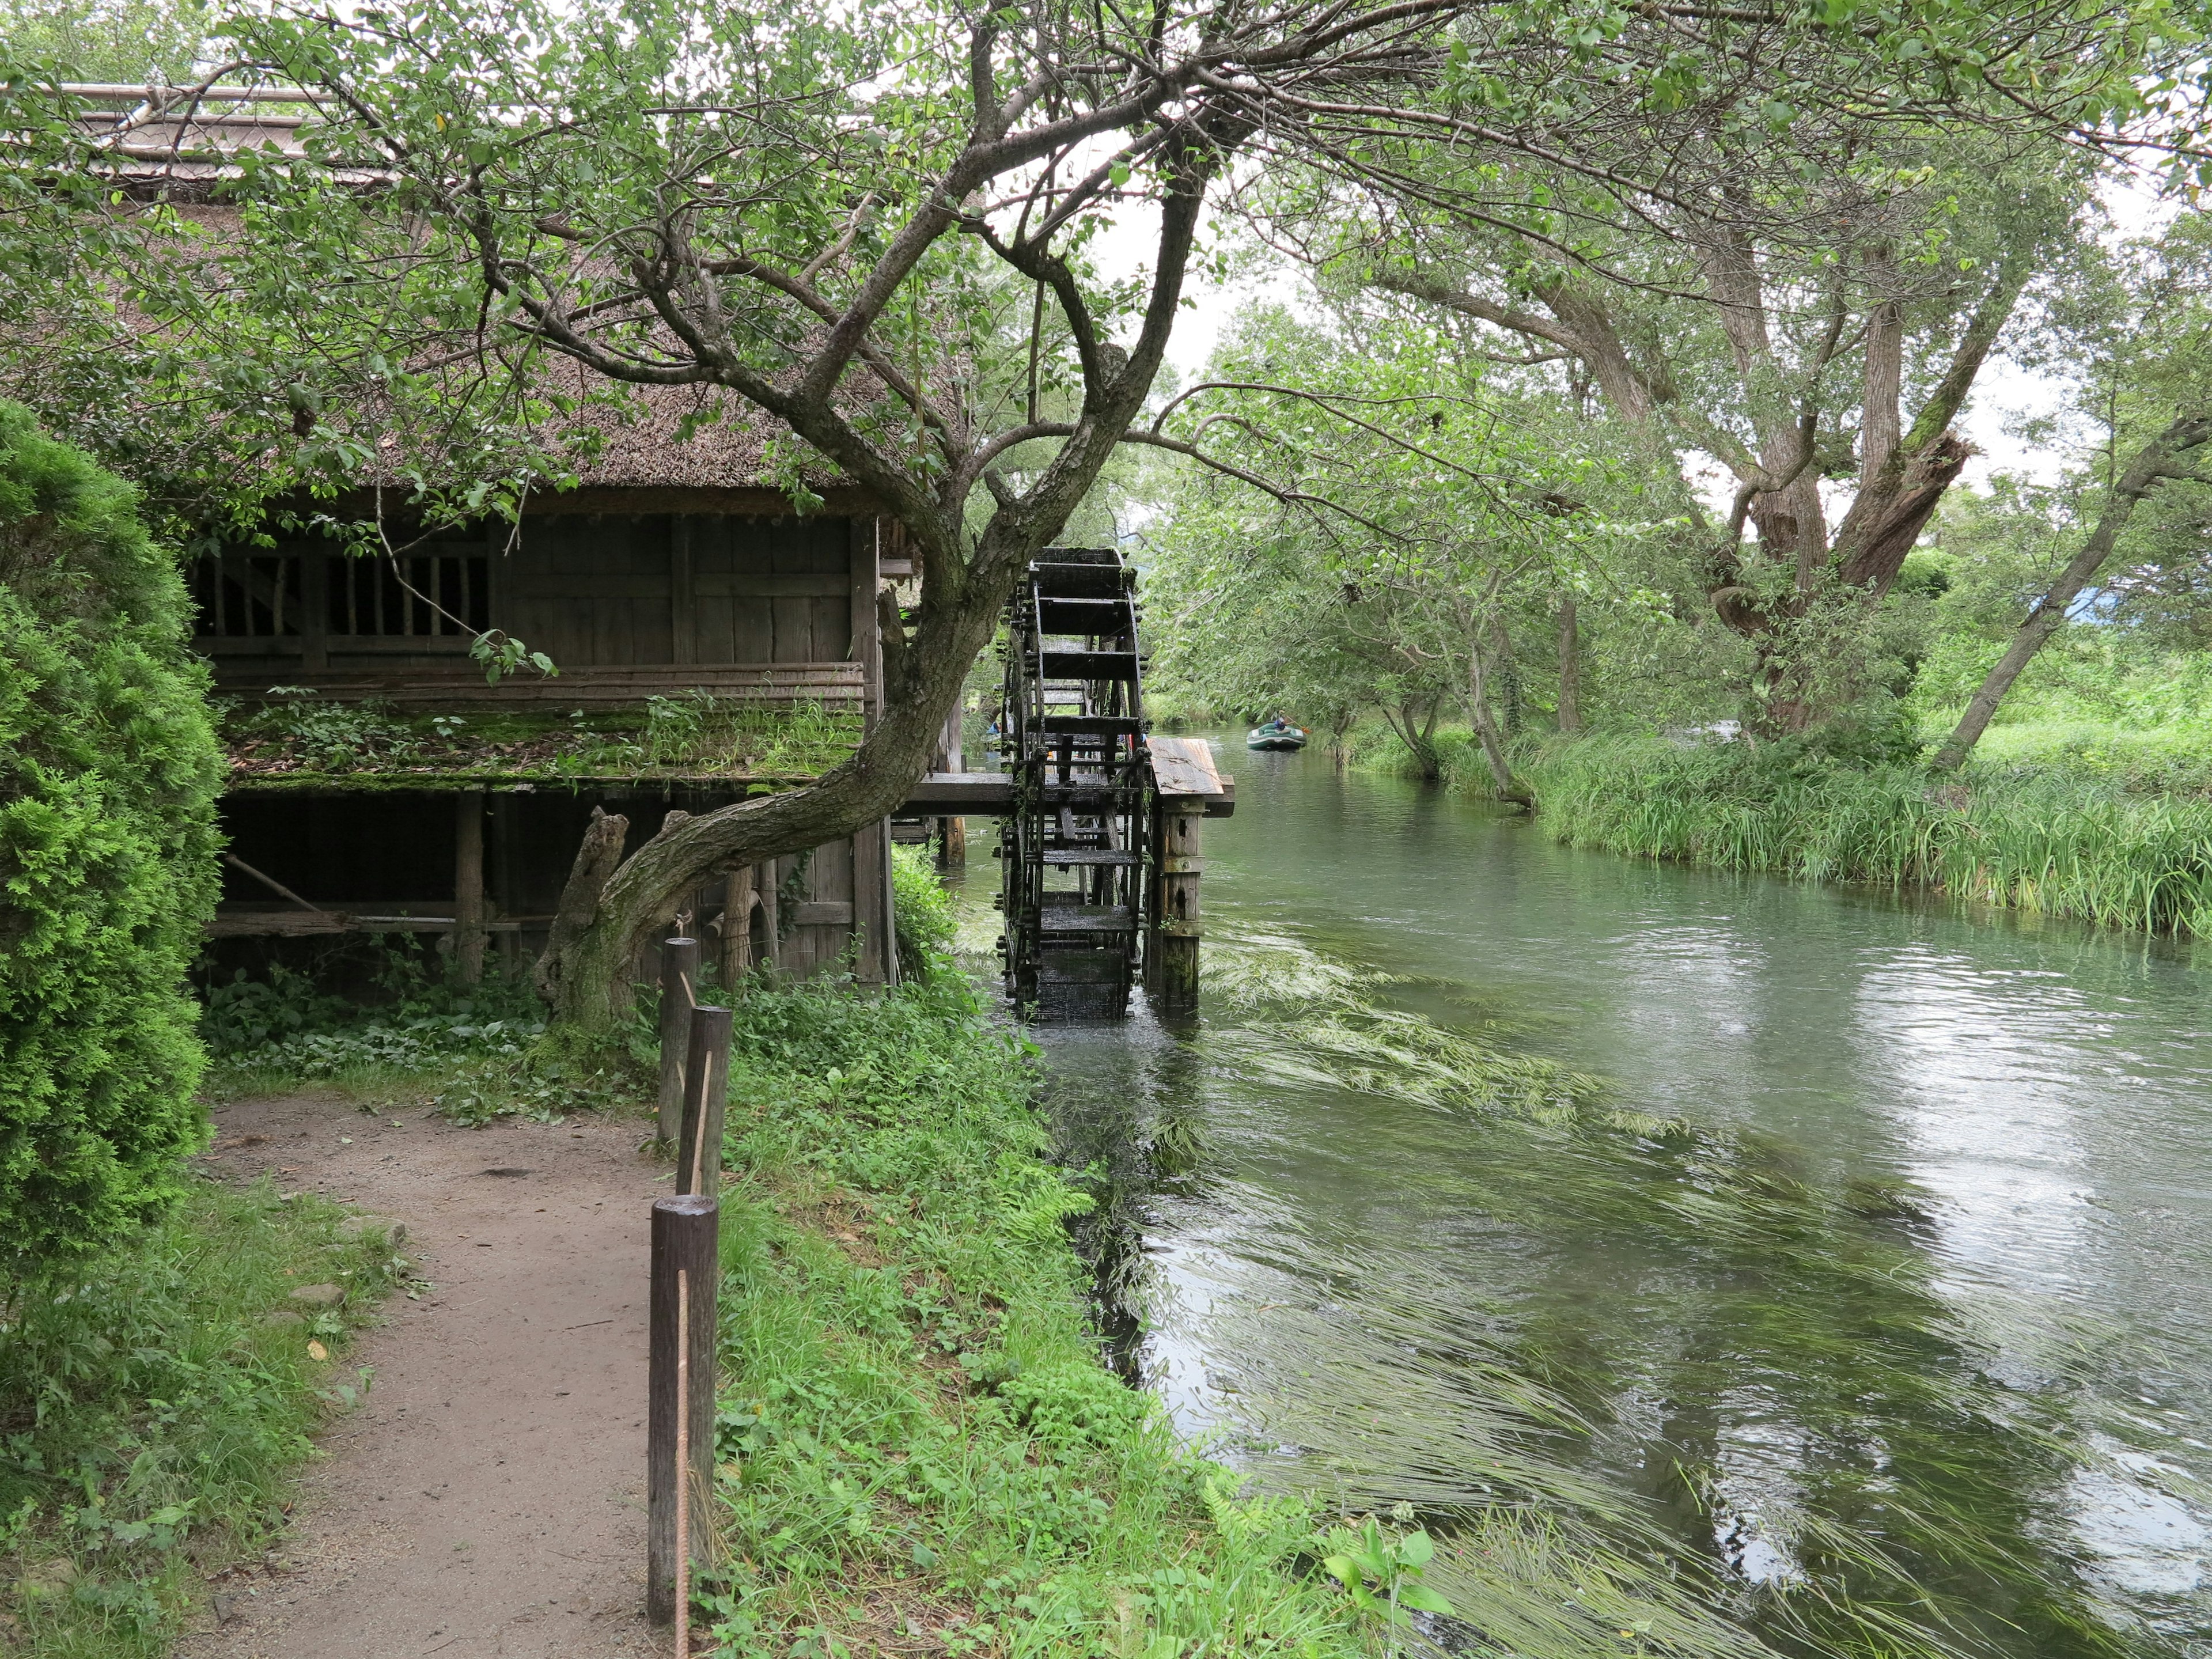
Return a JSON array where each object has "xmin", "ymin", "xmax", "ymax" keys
[{"xmin": 0, "ymin": 1180, "xmax": 408, "ymax": 1657}]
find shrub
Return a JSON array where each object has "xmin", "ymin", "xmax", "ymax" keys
[
  {"xmin": 0, "ymin": 402, "xmax": 224, "ymax": 1272},
  {"xmin": 889, "ymin": 841, "xmax": 957, "ymax": 979}
]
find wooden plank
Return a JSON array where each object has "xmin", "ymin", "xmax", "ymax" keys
[
  {"xmin": 1147, "ymin": 735, "xmax": 1225, "ymax": 799},
  {"xmin": 208, "ymin": 662, "xmax": 868, "ymax": 707},
  {"xmin": 789, "ymin": 901, "xmax": 853, "ymax": 927},
  {"xmin": 902, "ymin": 772, "xmax": 1013, "ymax": 812},
  {"xmin": 851, "ymin": 820, "xmax": 887, "ymax": 986},
  {"xmin": 517, "ymin": 573, "xmax": 846, "ymax": 600},
  {"xmin": 205, "ymin": 908, "xmax": 543, "ymax": 937},
  {"xmin": 695, "ymin": 574, "xmax": 851, "ymax": 599},
  {"xmin": 768, "ymin": 595, "xmax": 811, "ymax": 662},
  {"xmin": 850, "ymin": 517, "xmax": 880, "ymax": 724},
  {"xmin": 671, "ymin": 516, "xmax": 696, "ymax": 666}
]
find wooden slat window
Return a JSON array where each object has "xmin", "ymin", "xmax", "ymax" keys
[
  {"xmin": 327, "ymin": 554, "xmax": 490, "ymax": 637},
  {"xmin": 190, "ymin": 553, "xmax": 302, "ymax": 637}
]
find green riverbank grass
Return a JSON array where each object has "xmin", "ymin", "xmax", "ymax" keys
[
  {"xmin": 698, "ymin": 974, "xmax": 1384, "ymax": 1657},
  {"xmin": 0, "ymin": 1181, "xmax": 408, "ymax": 1657},
  {"xmin": 1340, "ymin": 717, "xmax": 2212, "ymax": 941},
  {"xmin": 1521, "ymin": 733, "xmax": 2212, "ymax": 938}
]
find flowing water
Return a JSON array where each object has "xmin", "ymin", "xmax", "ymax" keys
[{"xmin": 951, "ymin": 743, "xmax": 2212, "ymax": 1658}]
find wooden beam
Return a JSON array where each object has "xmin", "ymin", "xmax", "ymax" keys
[
  {"xmin": 1149, "ymin": 811, "xmax": 1202, "ymax": 1014},
  {"xmin": 670, "ymin": 517, "xmax": 696, "ymax": 665},
  {"xmin": 850, "ymin": 517, "xmax": 880, "ymax": 729},
  {"xmin": 454, "ymin": 791, "xmax": 486, "ymax": 983},
  {"xmin": 205, "ymin": 661, "xmax": 868, "ymax": 707}
]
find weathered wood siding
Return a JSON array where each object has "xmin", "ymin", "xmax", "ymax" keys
[
  {"xmin": 195, "ymin": 510, "xmax": 864, "ymax": 679},
  {"xmin": 197, "ymin": 500, "xmax": 896, "ymax": 988}
]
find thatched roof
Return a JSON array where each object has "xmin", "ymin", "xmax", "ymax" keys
[{"xmin": 55, "ymin": 92, "xmax": 872, "ymax": 500}]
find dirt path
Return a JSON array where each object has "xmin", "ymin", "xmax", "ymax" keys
[{"xmin": 176, "ymin": 1092, "xmax": 672, "ymax": 1659}]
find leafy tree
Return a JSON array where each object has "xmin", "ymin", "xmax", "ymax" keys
[
  {"xmin": 1241, "ymin": 0, "xmax": 2205, "ymax": 732},
  {"xmin": 14, "ymin": 0, "xmax": 2205, "ymax": 1021},
  {"xmin": 1929, "ymin": 212, "xmax": 2212, "ymax": 767},
  {"xmin": 0, "ymin": 400, "xmax": 224, "ymax": 1274},
  {"xmin": 1143, "ymin": 305, "xmax": 1683, "ymax": 788}
]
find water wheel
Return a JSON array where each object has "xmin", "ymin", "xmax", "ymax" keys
[{"xmin": 998, "ymin": 547, "xmax": 1150, "ymax": 1018}]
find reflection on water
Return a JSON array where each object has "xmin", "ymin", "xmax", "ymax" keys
[{"xmin": 949, "ymin": 745, "xmax": 2212, "ymax": 1657}]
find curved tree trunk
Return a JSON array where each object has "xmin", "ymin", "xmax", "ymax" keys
[
  {"xmin": 539, "ymin": 570, "xmax": 1005, "ymax": 1031},
  {"xmin": 1381, "ymin": 699, "xmax": 1444, "ymax": 783},
  {"xmin": 1466, "ymin": 638, "xmax": 1534, "ymax": 807},
  {"xmin": 1931, "ymin": 411, "xmax": 2209, "ymax": 772}
]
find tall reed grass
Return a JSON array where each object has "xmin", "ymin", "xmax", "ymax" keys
[{"xmin": 1520, "ymin": 734, "xmax": 2212, "ymax": 940}]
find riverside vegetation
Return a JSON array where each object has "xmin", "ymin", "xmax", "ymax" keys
[{"xmin": 1320, "ymin": 704, "xmax": 2212, "ymax": 944}]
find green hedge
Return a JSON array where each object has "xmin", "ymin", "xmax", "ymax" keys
[{"xmin": 0, "ymin": 402, "xmax": 224, "ymax": 1271}]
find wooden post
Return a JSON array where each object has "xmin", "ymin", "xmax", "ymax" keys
[
  {"xmin": 755, "ymin": 861, "xmax": 780, "ymax": 975},
  {"xmin": 453, "ymin": 792, "xmax": 486, "ymax": 984},
  {"xmin": 853, "ymin": 821, "xmax": 889, "ymax": 987},
  {"xmin": 675, "ymin": 1005, "xmax": 733, "ymax": 1198},
  {"xmin": 646, "ymin": 1195, "xmax": 718, "ymax": 1628},
  {"xmin": 657, "ymin": 937, "xmax": 700, "ymax": 1143},
  {"xmin": 719, "ymin": 865, "xmax": 756, "ymax": 986},
  {"xmin": 1153, "ymin": 812, "xmax": 1202, "ymax": 1014},
  {"xmin": 942, "ymin": 813, "xmax": 967, "ymax": 863}
]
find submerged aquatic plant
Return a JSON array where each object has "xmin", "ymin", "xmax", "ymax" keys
[{"xmin": 1046, "ymin": 923, "xmax": 2177, "ymax": 1659}]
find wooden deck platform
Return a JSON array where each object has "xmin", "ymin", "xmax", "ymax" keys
[{"xmin": 899, "ymin": 765, "xmax": 1235, "ymax": 818}]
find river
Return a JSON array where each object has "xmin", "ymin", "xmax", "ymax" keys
[{"xmin": 951, "ymin": 740, "xmax": 2212, "ymax": 1658}]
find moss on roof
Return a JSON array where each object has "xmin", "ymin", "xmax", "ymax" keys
[{"xmin": 218, "ymin": 691, "xmax": 862, "ymax": 792}]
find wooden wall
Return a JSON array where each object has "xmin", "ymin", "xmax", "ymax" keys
[
  {"xmin": 199, "ymin": 498, "xmax": 895, "ymax": 988},
  {"xmin": 194, "ymin": 509, "xmax": 873, "ymax": 679}
]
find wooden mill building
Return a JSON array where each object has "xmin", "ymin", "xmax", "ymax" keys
[
  {"xmin": 44, "ymin": 86, "xmax": 925, "ymax": 991},
  {"xmin": 198, "ymin": 426, "xmax": 915, "ymax": 990}
]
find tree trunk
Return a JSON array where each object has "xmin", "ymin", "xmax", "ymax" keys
[
  {"xmin": 1467, "ymin": 641, "xmax": 1534, "ymax": 807},
  {"xmin": 1556, "ymin": 598, "xmax": 1581, "ymax": 733},
  {"xmin": 536, "ymin": 806, "xmax": 630, "ymax": 1004},
  {"xmin": 1382, "ymin": 700, "xmax": 1444, "ymax": 783},
  {"xmin": 538, "ymin": 577, "xmax": 1001, "ymax": 1029},
  {"xmin": 1490, "ymin": 616, "xmax": 1523, "ymax": 736},
  {"xmin": 1932, "ymin": 412, "xmax": 2209, "ymax": 772}
]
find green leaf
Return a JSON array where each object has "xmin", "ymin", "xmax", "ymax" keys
[{"xmin": 1400, "ymin": 1584, "xmax": 1454, "ymax": 1616}]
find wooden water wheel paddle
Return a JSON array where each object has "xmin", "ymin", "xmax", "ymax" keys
[{"xmin": 998, "ymin": 548, "xmax": 1151, "ymax": 1019}]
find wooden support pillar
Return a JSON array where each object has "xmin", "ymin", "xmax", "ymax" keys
[
  {"xmin": 657, "ymin": 937, "xmax": 699, "ymax": 1143},
  {"xmin": 942, "ymin": 813, "xmax": 967, "ymax": 864},
  {"xmin": 755, "ymin": 860, "xmax": 780, "ymax": 976},
  {"xmin": 453, "ymin": 791, "xmax": 486, "ymax": 984},
  {"xmin": 1152, "ymin": 810, "xmax": 1202, "ymax": 1014},
  {"xmin": 675, "ymin": 1005, "xmax": 733, "ymax": 1198},
  {"xmin": 719, "ymin": 864, "xmax": 756, "ymax": 986},
  {"xmin": 853, "ymin": 821, "xmax": 889, "ymax": 987},
  {"xmin": 646, "ymin": 1194, "xmax": 718, "ymax": 1628}
]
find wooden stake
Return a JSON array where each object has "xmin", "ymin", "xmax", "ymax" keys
[
  {"xmin": 675, "ymin": 1005, "xmax": 733, "ymax": 1198},
  {"xmin": 674, "ymin": 1267, "xmax": 691, "ymax": 1659},
  {"xmin": 657, "ymin": 938, "xmax": 700, "ymax": 1143},
  {"xmin": 454, "ymin": 791, "xmax": 486, "ymax": 984},
  {"xmin": 647, "ymin": 1196, "xmax": 717, "ymax": 1628}
]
